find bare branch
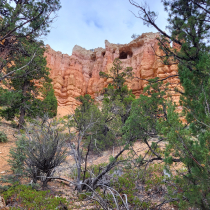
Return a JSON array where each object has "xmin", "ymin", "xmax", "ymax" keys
[{"xmin": 0, "ymin": 51, "xmax": 37, "ymax": 81}]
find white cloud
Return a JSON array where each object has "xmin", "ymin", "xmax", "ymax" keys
[{"xmin": 44, "ymin": 0, "xmax": 168, "ymax": 55}]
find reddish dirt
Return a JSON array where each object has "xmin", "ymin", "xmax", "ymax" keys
[
  {"xmin": 0, "ymin": 121, "xmax": 17, "ymax": 174},
  {"xmin": 57, "ymin": 106, "xmax": 74, "ymax": 118}
]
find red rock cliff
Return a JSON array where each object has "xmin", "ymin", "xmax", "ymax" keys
[{"xmin": 45, "ymin": 32, "xmax": 181, "ymax": 111}]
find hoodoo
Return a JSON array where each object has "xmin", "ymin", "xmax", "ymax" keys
[{"xmin": 45, "ymin": 32, "xmax": 181, "ymax": 110}]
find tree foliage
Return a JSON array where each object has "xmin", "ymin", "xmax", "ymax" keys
[
  {"xmin": 100, "ymin": 58, "xmax": 135, "ymax": 124},
  {"xmin": 99, "ymin": 58, "xmax": 134, "ymax": 103},
  {"xmin": 0, "ymin": 1, "xmax": 60, "ymax": 126},
  {"xmin": 128, "ymin": 0, "xmax": 210, "ymax": 209},
  {"xmin": 74, "ymin": 94, "xmax": 122, "ymax": 153},
  {"xmin": 0, "ymin": 0, "xmax": 61, "ymax": 80},
  {"xmin": 0, "ymin": 39, "xmax": 57, "ymax": 127},
  {"xmin": 73, "ymin": 60, "xmax": 136, "ymax": 153}
]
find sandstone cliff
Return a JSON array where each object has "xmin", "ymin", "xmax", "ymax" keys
[{"xmin": 45, "ymin": 32, "xmax": 181, "ymax": 112}]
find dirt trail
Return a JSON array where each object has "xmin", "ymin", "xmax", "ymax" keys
[{"xmin": 0, "ymin": 121, "xmax": 17, "ymax": 174}]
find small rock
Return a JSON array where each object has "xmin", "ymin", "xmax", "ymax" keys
[
  {"xmin": 0, "ymin": 196, "xmax": 9, "ymax": 210},
  {"xmin": 147, "ymin": 189, "xmax": 152, "ymax": 195},
  {"xmin": 0, "ymin": 171, "xmax": 5, "ymax": 174}
]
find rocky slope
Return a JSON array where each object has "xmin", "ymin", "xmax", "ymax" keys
[{"xmin": 45, "ymin": 32, "xmax": 181, "ymax": 111}]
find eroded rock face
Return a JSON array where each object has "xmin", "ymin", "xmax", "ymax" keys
[{"xmin": 45, "ymin": 32, "xmax": 181, "ymax": 110}]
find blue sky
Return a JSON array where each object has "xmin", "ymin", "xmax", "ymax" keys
[{"xmin": 44, "ymin": 0, "xmax": 168, "ymax": 55}]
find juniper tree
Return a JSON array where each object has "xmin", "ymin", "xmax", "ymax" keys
[
  {"xmin": 0, "ymin": 0, "xmax": 60, "ymax": 127},
  {"xmin": 127, "ymin": 0, "xmax": 210, "ymax": 208},
  {"xmin": 0, "ymin": 38, "xmax": 57, "ymax": 128},
  {"xmin": 99, "ymin": 58, "xmax": 135, "ymax": 123},
  {"xmin": 74, "ymin": 59, "xmax": 135, "ymax": 153},
  {"xmin": 72, "ymin": 60, "xmax": 136, "ymax": 153},
  {"xmin": 74, "ymin": 94, "xmax": 122, "ymax": 153},
  {"xmin": 0, "ymin": 0, "xmax": 61, "ymax": 80}
]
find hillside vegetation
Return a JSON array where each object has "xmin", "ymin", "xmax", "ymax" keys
[{"xmin": 1, "ymin": 0, "xmax": 210, "ymax": 209}]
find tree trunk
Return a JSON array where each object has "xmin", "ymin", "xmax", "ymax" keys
[
  {"xmin": 76, "ymin": 136, "xmax": 82, "ymax": 192},
  {"xmin": 19, "ymin": 80, "xmax": 29, "ymax": 129},
  {"xmin": 19, "ymin": 106, "xmax": 26, "ymax": 129},
  {"xmin": 41, "ymin": 171, "xmax": 52, "ymax": 189},
  {"xmin": 42, "ymin": 178, "xmax": 49, "ymax": 189}
]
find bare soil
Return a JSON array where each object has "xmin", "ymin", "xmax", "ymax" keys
[{"xmin": 0, "ymin": 121, "xmax": 17, "ymax": 174}]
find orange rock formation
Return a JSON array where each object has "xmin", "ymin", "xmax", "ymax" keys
[{"xmin": 45, "ymin": 32, "xmax": 181, "ymax": 112}]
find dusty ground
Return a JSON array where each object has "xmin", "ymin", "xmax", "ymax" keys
[
  {"xmin": 0, "ymin": 121, "xmax": 17, "ymax": 174},
  {"xmin": 57, "ymin": 106, "xmax": 74, "ymax": 118}
]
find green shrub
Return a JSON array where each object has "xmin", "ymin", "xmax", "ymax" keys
[
  {"xmin": 8, "ymin": 136, "xmax": 27, "ymax": 176},
  {"xmin": 0, "ymin": 130, "xmax": 8, "ymax": 143},
  {"xmin": 11, "ymin": 120, "xmax": 18, "ymax": 128},
  {"xmin": 0, "ymin": 136, "xmax": 27, "ymax": 186},
  {"xmin": 111, "ymin": 170, "xmax": 144, "ymax": 209},
  {"xmin": 141, "ymin": 164, "xmax": 165, "ymax": 191},
  {"xmin": 3, "ymin": 184, "xmax": 68, "ymax": 209},
  {"xmin": 110, "ymin": 164, "xmax": 165, "ymax": 209}
]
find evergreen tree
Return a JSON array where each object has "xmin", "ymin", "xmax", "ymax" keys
[
  {"xmin": 0, "ymin": 1, "xmax": 61, "ymax": 127},
  {"xmin": 0, "ymin": 38, "xmax": 57, "ymax": 127},
  {"xmin": 0, "ymin": 0, "xmax": 61, "ymax": 80},
  {"xmin": 74, "ymin": 94, "xmax": 122, "ymax": 152},
  {"xmin": 99, "ymin": 58, "xmax": 134, "ymax": 102},
  {"xmin": 127, "ymin": 0, "xmax": 210, "ymax": 208},
  {"xmin": 76, "ymin": 94, "xmax": 95, "ymax": 114},
  {"xmin": 99, "ymin": 58, "xmax": 135, "ymax": 123},
  {"xmin": 68, "ymin": 59, "xmax": 133, "ymax": 153},
  {"xmin": 40, "ymin": 82, "xmax": 57, "ymax": 118}
]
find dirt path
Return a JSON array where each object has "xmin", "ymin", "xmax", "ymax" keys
[{"xmin": 0, "ymin": 121, "xmax": 17, "ymax": 174}]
